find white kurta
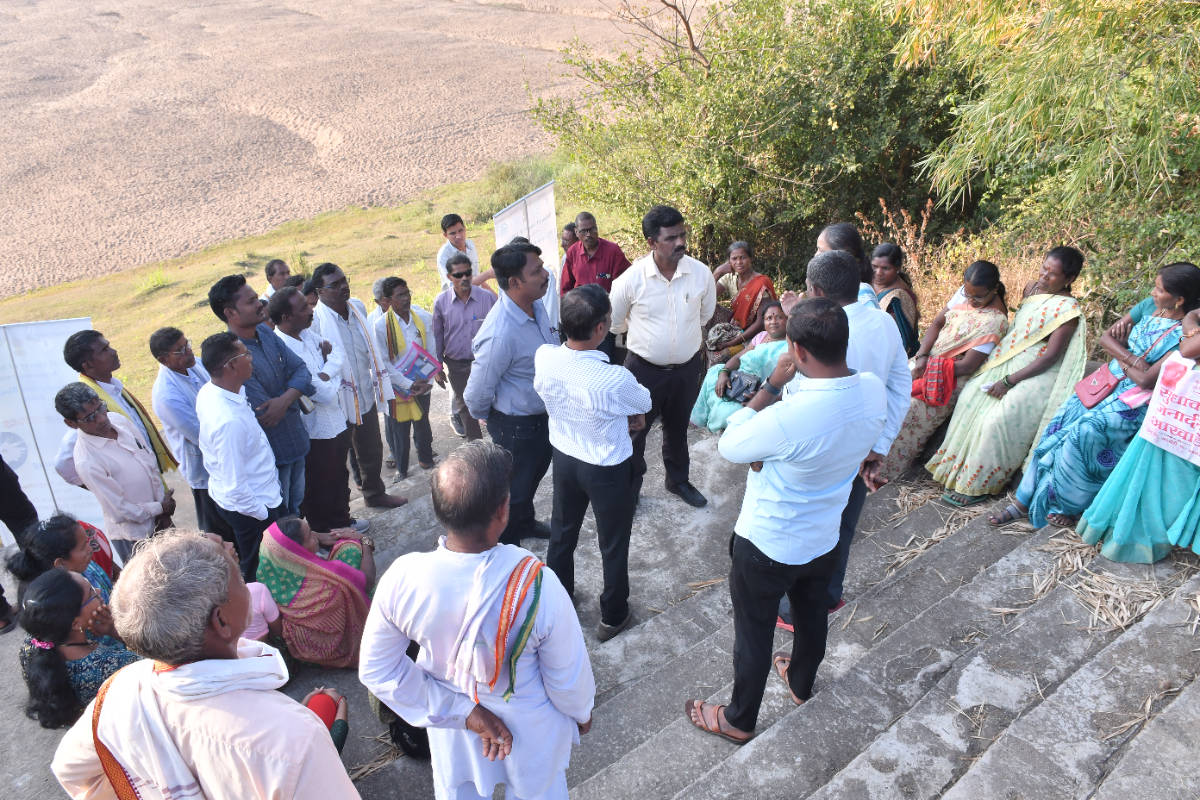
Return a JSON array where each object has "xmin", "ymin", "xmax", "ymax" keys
[{"xmin": 359, "ymin": 541, "xmax": 594, "ymax": 799}]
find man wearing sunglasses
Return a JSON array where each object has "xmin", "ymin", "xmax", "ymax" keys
[
  {"xmin": 56, "ymin": 383, "xmax": 174, "ymax": 563},
  {"xmin": 433, "ymin": 253, "xmax": 497, "ymax": 439}
]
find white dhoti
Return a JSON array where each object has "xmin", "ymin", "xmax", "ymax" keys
[{"xmin": 359, "ymin": 540, "xmax": 595, "ymax": 800}]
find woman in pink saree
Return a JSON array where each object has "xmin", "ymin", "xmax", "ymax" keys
[{"xmin": 257, "ymin": 516, "xmax": 377, "ymax": 669}]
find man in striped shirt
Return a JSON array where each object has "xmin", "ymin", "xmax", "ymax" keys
[{"xmin": 534, "ymin": 284, "xmax": 653, "ymax": 641}]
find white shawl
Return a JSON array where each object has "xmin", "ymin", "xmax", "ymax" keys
[
  {"xmin": 446, "ymin": 542, "xmax": 538, "ymax": 699},
  {"xmin": 312, "ymin": 298, "xmax": 395, "ymax": 424},
  {"xmin": 94, "ymin": 640, "xmax": 289, "ymax": 800}
]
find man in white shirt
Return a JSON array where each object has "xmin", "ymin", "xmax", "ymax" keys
[
  {"xmin": 196, "ymin": 332, "xmax": 286, "ymax": 581},
  {"xmin": 150, "ymin": 327, "xmax": 235, "ymax": 544},
  {"xmin": 270, "ymin": 287, "xmax": 370, "ymax": 535},
  {"xmin": 309, "ymin": 262, "xmax": 408, "ymax": 508},
  {"xmin": 57, "ymin": 383, "xmax": 174, "ymax": 563},
  {"xmin": 781, "ymin": 250, "xmax": 913, "ymax": 615},
  {"xmin": 259, "ymin": 258, "xmax": 291, "ymax": 301},
  {"xmin": 359, "ymin": 441, "xmax": 594, "ymax": 800},
  {"xmin": 437, "ymin": 213, "xmax": 481, "ymax": 293},
  {"xmin": 535, "ymin": 285, "xmax": 653, "ymax": 641},
  {"xmin": 55, "ymin": 330, "xmax": 178, "ymax": 486},
  {"xmin": 373, "ymin": 276, "xmax": 443, "ymax": 479},
  {"xmin": 686, "ymin": 298, "xmax": 888, "ymax": 744},
  {"xmin": 610, "ymin": 205, "xmax": 717, "ymax": 508}
]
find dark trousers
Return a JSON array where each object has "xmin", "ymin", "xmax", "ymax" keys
[
  {"xmin": 349, "ymin": 405, "xmax": 387, "ymax": 503},
  {"xmin": 598, "ymin": 331, "xmax": 618, "ymax": 363},
  {"xmin": 827, "ymin": 475, "xmax": 869, "ymax": 606},
  {"xmin": 0, "ymin": 454, "xmax": 37, "ymax": 618},
  {"xmin": 301, "ymin": 429, "xmax": 354, "ymax": 532},
  {"xmin": 193, "ymin": 487, "xmax": 236, "ymax": 544},
  {"xmin": 726, "ymin": 535, "xmax": 836, "ymax": 732},
  {"xmin": 546, "ymin": 449, "xmax": 636, "ymax": 626},
  {"xmin": 445, "ymin": 358, "xmax": 483, "ymax": 440},
  {"xmin": 624, "ymin": 351, "xmax": 704, "ymax": 490},
  {"xmin": 486, "ymin": 411, "xmax": 552, "ymax": 546},
  {"xmin": 386, "ymin": 395, "xmax": 433, "ymax": 477},
  {"xmin": 215, "ymin": 503, "xmax": 286, "ymax": 582}
]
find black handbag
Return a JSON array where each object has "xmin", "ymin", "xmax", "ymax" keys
[{"xmin": 724, "ymin": 370, "xmax": 761, "ymax": 403}]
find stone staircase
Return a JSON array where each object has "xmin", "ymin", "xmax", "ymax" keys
[{"xmin": 563, "ymin": 470, "xmax": 1200, "ymax": 800}]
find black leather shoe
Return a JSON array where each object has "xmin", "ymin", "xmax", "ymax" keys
[
  {"xmin": 389, "ymin": 718, "xmax": 431, "ymax": 760},
  {"xmin": 528, "ymin": 520, "xmax": 552, "ymax": 539},
  {"xmin": 667, "ymin": 481, "xmax": 708, "ymax": 508}
]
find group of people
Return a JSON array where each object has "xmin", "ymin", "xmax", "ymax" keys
[{"xmin": 7, "ymin": 195, "xmax": 1199, "ymax": 800}]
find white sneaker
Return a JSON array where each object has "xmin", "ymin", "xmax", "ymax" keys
[{"xmin": 350, "ymin": 519, "xmax": 371, "ymax": 534}]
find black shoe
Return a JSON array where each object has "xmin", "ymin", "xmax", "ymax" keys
[
  {"xmin": 528, "ymin": 520, "xmax": 552, "ymax": 539},
  {"xmin": 597, "ymin": 611, "xmax": 634, "ymax": 642},
  {"xmin": 450, "ymin": 413, "xmax": 466, "ymax": 438},
  {"xmin": 388, "ymin": 718, "xmax": 431, "ymax": 760},
  {"xmin": 666, "ymin": 481, "xmax": 707, "ymax": 508}
]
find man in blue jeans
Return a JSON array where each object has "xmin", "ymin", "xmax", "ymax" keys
[
  {"xmin": 209, "ymin": 275, "xmax": 315, "ymax": 516},
  {"xmin": 464, "ymin": 241, "xmax": 558, "ymax": 545}
]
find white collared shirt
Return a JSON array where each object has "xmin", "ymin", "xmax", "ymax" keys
[
  {"xmin": 534, "ymin": 344, "xmax": 653, "ymax": 466},
  {"xmin": 437, "ymin": 239, "xmax": 480, "ymax": 292},
  {"xmin": 278, "ymin": 328, "xmax": 347, "ymax": 440},
  {"xmin": 53, "ymin": 377, "xmax": 153, "ymax": 488},
  {"xmin": 197, "ymin": 382, "xmax": 282, "ymax": 520},
  {"xmin": 719, "ymin": 371, "xmax": 887, "ymax": 565},
  {"xmin": 73, "ymin": 415, "xmax": 165, "ymax": 541},
  {"xmin": 610, "ymin": 254, "xmax": 717, "ymax": 366},
  {"xmin": 784, "ymin": 302, "xmax": 913, "ymax": 456}
]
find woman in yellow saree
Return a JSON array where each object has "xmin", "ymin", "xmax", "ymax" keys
[
  {"xmin": 257, "ymin": 515, "xmax": 376, "ymax": 668},
  {"xmin": 927, "ymin": 247, "xmax": 1088, "ymax": 505}
]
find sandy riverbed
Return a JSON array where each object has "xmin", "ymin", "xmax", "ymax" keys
[{"xmin": 1, "ymin": 0, "xmax": 626, "ymax": 297}]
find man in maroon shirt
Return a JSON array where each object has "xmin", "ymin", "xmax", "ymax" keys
[{"xmin": 561, "ymin": 212, "xmax": 632, "ymax": 360}]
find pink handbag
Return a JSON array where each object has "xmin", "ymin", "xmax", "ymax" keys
[{"xmin": 1074, "ymin": 322, "xmax": 1181, "ymax": 409}]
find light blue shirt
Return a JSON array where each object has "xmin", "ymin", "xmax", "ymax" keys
[
  {"xmin": 858, "ymin": 282, "xmax": 882, "ymax": 309},
  {"xmin": 465, "ymin": 291, "xmax": 558, "ymax": 419},
  {"xmin": 719, "ymin": 371, "xmax": 887, "ymax": 565},
  {"xmin": 151, "ymin": 363, "xmax": 211, "ymax": 490}
]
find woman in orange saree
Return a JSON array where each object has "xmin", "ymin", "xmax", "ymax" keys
[
  {"xmin": 257, "ymin": 516, "xmax": 375, "ymax": 668},
  {"xmin": 707, "ymin": 242, "xmax": 777, "ymax": 367}
]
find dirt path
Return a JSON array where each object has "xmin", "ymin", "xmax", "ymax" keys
[{"xmin": 1, "ymin": 0, "xmax": 624, "ymax": 297}]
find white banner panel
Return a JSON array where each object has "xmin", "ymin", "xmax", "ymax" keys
[
  {"xmin": 0, "ymin": 319, "xmax": 104, "ymax": 545},
  {"xmin": 493, "ymin": 181, "xmax": 557, "ymax": 273}
]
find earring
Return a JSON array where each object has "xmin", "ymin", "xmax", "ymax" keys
[{"xmin": 1177, "ymin": 299, "xmax": 1184, "ymax": 309}]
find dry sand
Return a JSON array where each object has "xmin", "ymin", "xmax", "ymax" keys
[{"xmin": 1, "ymin": 0, "xmax": 628, "ymax": 298}]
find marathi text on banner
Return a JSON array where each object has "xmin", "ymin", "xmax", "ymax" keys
[{"xmin": 1138, "ymin": 352, "xmax": 1200, "ymax": 466}]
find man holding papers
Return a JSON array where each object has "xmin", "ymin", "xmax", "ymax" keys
[{"xmin": 374, "ymin": 276, "xmax": 444, "ymax": 479}]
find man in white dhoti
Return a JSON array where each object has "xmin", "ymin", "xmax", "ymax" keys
[
  {"xmin": 51, "ymin": 530, "xmax": 359, "ymax": 800},
  {"xmin": 359, "ymin": 441, "xmax": 595, "ymax": 800}
]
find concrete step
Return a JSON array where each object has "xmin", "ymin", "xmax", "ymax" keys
[
  {"xmin": 942, "ymin": 568, "xmax": 1200, "ymax": 800},
  {"xmin": 806, "ymin": 556, "xmax": 1195, "ymax": 800},
  {"xmin": 1090, "ymin": 664, "xmax": 1200, "ymax": 800},
  {"xmin": 659, "ymin": 519, "xmax": 1063, "ymax": 800},
  {"xmin": 568, "ymin": 496, "xmax": 1036, "ymax": 799}
]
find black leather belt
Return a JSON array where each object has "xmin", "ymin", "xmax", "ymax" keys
[{"xmin": 631, "ymin": 351, "xmax": 699, "ymax": 371}]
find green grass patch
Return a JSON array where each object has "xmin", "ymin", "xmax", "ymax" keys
[{"xmin": 0, "ymin": 155, "xmax": 627, "ymax": 415}]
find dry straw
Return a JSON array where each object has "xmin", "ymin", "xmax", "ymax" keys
[
  {"xmin": 348, "ymin": 732, "xmax": 404, "ymax": 782},
  {"xmin": 886, "ymin": 504, "xmax": 988, "ymax": 574},
  {"xmin": 1068, "ymin": 566, "xmax": 1193, "ymax": 632}
]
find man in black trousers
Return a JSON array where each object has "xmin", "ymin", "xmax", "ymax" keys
[
  {"xmin": 609, "ymin": 205, "xmax": 717, "ymax": 508},
  {"xmin": 535, "ymin": 285, "xmax": 653, "ymax": 641},
  {"xmin": 0, "ymin": 452, "xmax": 39, "ymax": 633}
]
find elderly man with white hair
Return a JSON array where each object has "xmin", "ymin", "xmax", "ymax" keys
[
  {"xmin": 359, "ymin": 441, "xmax": 595, "ymax": 800},
  {"xmin": 51, "ymin": 530, "xmax": 360, "ymax": 800}
]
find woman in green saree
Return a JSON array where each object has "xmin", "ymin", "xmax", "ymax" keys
[
  {"xmin": 1077, "ymin": 308, "xmax": 1200, "ymax": 562},
  {"xmin": 692, "ymin": 302, "xmax": 788, "ymax": 431},
  {"xmin": 257, "ymin": 515, "xmax": 376, "ymax": 668},
  {"xmin": 927, "ymin": 247, "xmax": 1088, "ymax": 505}
]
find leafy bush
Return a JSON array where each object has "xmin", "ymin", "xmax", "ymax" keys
[
  {"xmin": 533, "ymin": 0, "xmax": 972, "ymax": 286},
  {"xmin": 462, "ymin": 156, "xmax": 564, "ymax": 224}
]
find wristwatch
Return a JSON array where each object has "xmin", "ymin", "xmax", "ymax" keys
[{"xmin": 360, "ymin": 536, "xmax": 375, "ymax": 550}]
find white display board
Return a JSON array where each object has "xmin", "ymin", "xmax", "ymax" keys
[
  {"xmin": 0, "ymin": 319, "xmax": 104, "ymax": 545},
  {"xmin": 493, "ymin": 181, "xmax": 558, "ymax": 267}
]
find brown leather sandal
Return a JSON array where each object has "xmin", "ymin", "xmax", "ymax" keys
[
  {"xmin": 772, "ymin": 651, "xmax": 805, "ymax": 706},
  {"xmin": 684, "ymin": 699, "xmax": 754, "ymax": 745}
]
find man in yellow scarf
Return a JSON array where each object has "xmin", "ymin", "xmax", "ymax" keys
[
  {"xmin": 58, "ymin": 330, "xmax": 177, "ymax": 484},
  {"xmin": 372, "ymin": 277, "xmax": 445, "ymax": 479}
]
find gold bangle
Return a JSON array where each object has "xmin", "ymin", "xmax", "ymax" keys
[{"xmin": 1184, "ymin": 328, "xmax": 1200, "ymax": 339}]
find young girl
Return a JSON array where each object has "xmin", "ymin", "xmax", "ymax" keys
[
  {"xmin": 7, "ymin": 513, "xmax": 114, "ymax": 609},
  {"xmin": 18, "ymin": 569, "xmax": 140, "ymax": 728}
]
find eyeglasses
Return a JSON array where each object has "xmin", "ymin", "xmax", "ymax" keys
[
  {"xmin": 77, "ymin": 401, "xmax": 108, "ymax": 425},
  {"xmin": 170, "ymin": 339, "xmax": 192, "ymax": 357},
  {"xmin": 449, "ymin": 270, "xmax": 473, "ymax": 279},
  {"xmin": 576, "ymin": 226, "xmax": 597, "ymax": 236},
  {"xmin": 224, "ymin": 352, "xmax": 251, "ymax": 369},
  {"xmin": 80, "ymin": 584, "xmax": 101, "ymax": 612}
]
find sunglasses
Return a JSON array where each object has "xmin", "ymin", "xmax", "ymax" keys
[
  {"xmin": 449, "ymin": 270, "xmax": 473, "ymax": 279},
  {"xmin": 77, "ymin": 401, "xmax": 108, "ymax": 425}
]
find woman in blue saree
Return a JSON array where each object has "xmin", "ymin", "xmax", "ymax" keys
[
  {"xmin": 692, "ymin": 302, "xmax": 788, "ymax": 432},
  {"xmin": 991, "ymin": 263, "xmax": 1200, "ymax": 528}
]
